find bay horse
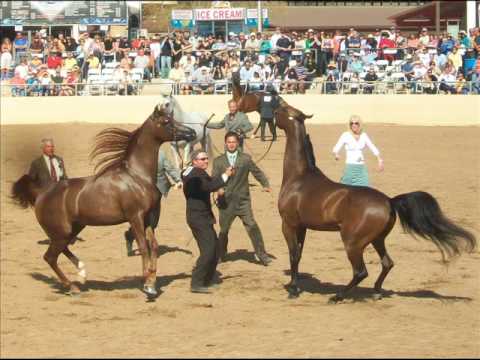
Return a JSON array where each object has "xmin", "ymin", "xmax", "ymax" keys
[
  {"xmin": 274, "ymin": 105, "xmax": 476, "ymax": 302},
  {"xmin": 231, "ymin": 71, "xmax": 287, "ymax": 114},
  {"xmin": 11, "ymin": 102, "xmax": 196, "ymax": 299}
]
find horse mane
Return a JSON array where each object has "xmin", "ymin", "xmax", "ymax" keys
[
  {"xmin": 304, "ymin": 133, "xmax": 321, "ymax": 174},
  {"xmin": 89, "ymin": 123, "xmax": 144, "ymax": 178}
]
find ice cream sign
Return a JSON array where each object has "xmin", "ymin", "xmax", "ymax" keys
[{"xmin": 194, "ymin": 8, "xmax": 245, "ymax": 21}]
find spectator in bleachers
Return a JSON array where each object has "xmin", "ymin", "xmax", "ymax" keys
[
  {"xmin": 118, "ymin": 69, "xmax": 135, "ymax": 95},
  {"xmin": 50, "ymin": 37, "xmax": 65, "ymax": 54},
  {"xmin": 422, "ymin": 68, "xmax": 438, "ymax": 94},
  {"xmin": 275, "ymin": 30, "xmax": 293, "ymax": 77},
  {"xmin": 13, "ymin": 32, "xmax": 28, "ymax": 65},
  {"xmin": 118, "ymin": 36, "xmax": 130, "ymax": 60},
  {"xmin": 293, "ymin": 57, "xmax": 314, "ymax": 93},
  {"xmin": 179, "ymin": 51, "xmax": 196, "ymax": 75},
  {"xmin": 172, "ymin": 35, "xmax": 185, "ymax": 65},
  {"xmin": 65, "ymin": 36, "xmax": 77, "ymax": 53},
  {"xmin": 51, "ymin": 67, "xmax": 64, "ymax": 96},
  {"xmin": 448, "ymin": 45, "xmax": 463, "ymax": 72},
  {"xmin": 363, "ymin": 66, "xmax": 378, "ymax": 94},
  {"xmin": 10, "ymin": 70, "xmax": 26, "ymax": 96},
  {"xmin": 245, "ymin": 32, "xmax": 260, "ymax": 61},
  {"xmin": 378, "ymin": 32, "xmax": 396, "ymax": 64},
  {"xmin": 458, "ymin": 30, "xmax": 472, "ymax": 49},
  {"xmin": 324, "ymin": 61, "xmax": 339, "ymax": 94},
  {"xmin": 438, "ymin": 66, "xmax": 456, "ymax": 94},
  {"xmin": 410, "ymin": 59, "xmax": 427, "ymax": 93},
  {"xmin": 407, "ymin": 33, "xmax": 419, "ymax": 53},
  {"xmin": 160, "ymin": 34, "xmax": 174, "ymax": 79},
  {"xmin": 149, "ymin": 35, "xmax": 161, "ymax": 78},
  {"xmin": 259, "ymin": 33, "xmax": 272, "ymax": 58},
  {"xmin": 455, "ymin": 72, "xmax": 469, "ymax": 94},
  {"xmin": 439, "ymin": 34, "xmax": 456, "ymax": 55},
  {"xmin": 418, "ymin": 27, "xmax": 430, "ymax": 47},
  {"xmin": 63, "ymin": 52, "xmax": 77, "ymax": 72},
  {"xmin": 1, "ymin": 38, "xmax": 12, "ymax": 81},
  {"xmin": 348, "ymin": 52, "xmax": 364, "ymax": 74},
  {"xmin": 60, "ymin": 66, "xmax": 80, "ymax": 96},
  {"xmin": 192, "ymin": 66, "xmax": 213, "ymax": 94},
  {"xmin": 14, "ymin": 57, "xmax": 29, "ymax": 79},
  {"xmin": 30, "ymin": 33, "xmax": 44, "ymax": 56},
  {"xmin": 240, "ymin": 59, "xmax": 255, "ymax": 82},
  {"xmin": 26, "ymin": 70, "xmax": 41, "ymax": 96},
  {"xmin": 47, "ymin": 51, "xmax": 63, "ymax": 69},
  {"xmin": 471, "ymin": 59, "xmax": 480, "ymax": 94},
  {"xmin": 38, "ymin": 70, "xmax": 53, "ymax": 96},
  {"xmin": 463, "ymin": 48, "xmax": 477, "ymax": 78},
  {"xmin": 169, "ymin": 60, "xmax": 186, "ymax": 92},
  {"xmin": 133, "ymin": 48, "xmax": 152, "ymax": 82}
]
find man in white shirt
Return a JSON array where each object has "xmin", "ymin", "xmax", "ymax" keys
[
  {"xmin": 133, "ymin": 49, "xmax": 152, "ymax": 82},
  {"xmin": 239, "ymin": 59, "xmax": 255, "ymax": 82},
  {"xmin": 149, "ymin": 36, "xmax": 161, "ymax": 78}
]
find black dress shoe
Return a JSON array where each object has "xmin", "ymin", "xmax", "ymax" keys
[{"xmin": 190, "ymin": 286, "xmax": 212, "ymax": 294}]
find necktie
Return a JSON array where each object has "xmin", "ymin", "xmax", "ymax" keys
[{"xmin": 49, "ymin": 157, "xmax": 57, "ymax": 182}]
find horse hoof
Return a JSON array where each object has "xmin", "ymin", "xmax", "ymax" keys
[
  {"xmin": 328, "ymin": 295, "xmax": 344, "ymax": 304},
  {"xmin": 143, "ymin": 285, "xmax": 158, "ymax": 299},
  {"xmin": 372, "ymin": 293, "xmax": 383, "ymax": 301},
  {"xmin": 67, "ymin": 285, "xmax": 81, "ymax": 296},
  {"xmin": 288, "ymin": 292, "xmax": 299, "ymax": 299}
]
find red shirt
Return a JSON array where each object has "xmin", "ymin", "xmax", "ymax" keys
[{"xmin": 47, "ymin": 55, "xmax": 63, "ymax": 69}]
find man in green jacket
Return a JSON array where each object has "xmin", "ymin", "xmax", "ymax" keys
[
  {"xmin": 212, "ymin": 131, "xmax": 273, "ymax": 266},
  {"xmin": 207, "ymin": 99, "xmax": 253, "ymax": 151}
]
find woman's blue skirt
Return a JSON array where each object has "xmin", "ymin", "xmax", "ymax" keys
[{"xmin": 340, "ymin": 164, "xmax": 369, "ymax": 186}]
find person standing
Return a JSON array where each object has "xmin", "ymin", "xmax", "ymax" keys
[
  {"xmin": 28, "ymin": 138, "xmax": 68, "ymax": 188},
  {"xmin": 332, "ymin": 115, "xmax": 384, "ymax": 187},
  {"xmin": 124, "ymin": 149, "xmax": 182, "ymax": 256},
  {"xmin": 207, "ymin": 100, "xmax": 253, "ymax": 151},
  {"xmin": 182, "ymin": 149, "xmax": 233, "ymax": 294},
  {"xmin": 258, "ymin": 84, "xmax": 280, "ymax": 141},
  {"xmin": 160, "ymin": 34, "xmax": 174, "ymax": 79},
  {"xmin": 212, "ymin": 132, "xmax": 273, "ymax": 266}
]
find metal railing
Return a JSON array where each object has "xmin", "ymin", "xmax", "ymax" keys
[{"xmin": 2, "ymin": 80, "xmax": 478, "ymax": 97}]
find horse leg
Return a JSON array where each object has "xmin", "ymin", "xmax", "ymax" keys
[
  {"xmin": 63, "ymin": 247, "xmax": 87, "ymax": 285},
  {"xmin": 330, "ymin": 242, "xmax": 368, "ymax": 303},
  {"xmin": 145, "ymin": 225, "xmax": 159, "ymax": 285},
  {"xmin": 282, "ymin": 221, "xmax": 301, "ymax": 298},
  {"xmin": 371, "ymin": 237, "xmax": 394, "ymax": 300},
  {"xmin": 44, "ymin": 238, "xmax": 79, "ymax": 294},
  {"xmin": 297, "ymin": 227, "xmax": 307, "ymax": 263},
  {"xmin": 129, "ymin": 215, "xmax": 158, "ymax": 298}
]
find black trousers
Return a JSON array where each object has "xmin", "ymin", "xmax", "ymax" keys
[
  {"xmin": 188, "ymin": 220, "xmax": 219, "ymax": 288},
  {"xmin": 260, "ymin": 117, "xmax": 276, "ymax": 141}
]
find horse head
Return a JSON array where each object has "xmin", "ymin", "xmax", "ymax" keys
[
  {"xmin": 151, "ymin": 103, "xmax": 196, "ymax": 143},
  {"xmin": 274, "ymin": 104, "xmax": 313, "ymax": 130}
]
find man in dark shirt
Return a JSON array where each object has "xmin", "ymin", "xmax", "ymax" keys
[{"xmin": 182, "ymin": 149, "xmax": 233, "ymax": 293}]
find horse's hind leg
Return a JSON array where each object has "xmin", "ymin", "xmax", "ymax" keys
[
  {"xmin": 44, "ymin": 238, "xmax": 79, "ymax": 294},
  {"xmin": 371, "ymin": 237, "xmax": 394, "ymax": 299},
  {"xmin": 330, "ymin": 241, "xmax": 368, "ymax": 303}
]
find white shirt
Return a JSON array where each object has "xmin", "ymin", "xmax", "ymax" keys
[
  {"xmin": 43, "ymin": 155, "xmax": 64, "ymax": 181},
  {"xmin": 332, "ymin": 132, "xmax": 380, "ymax": 165},
  {"xmin": 149, "ymin": 42, "xmax": 161, "ymax": 59},
  {"xmin": 226, "ymin": 151, "xmax": 238, "ymax": 166}
]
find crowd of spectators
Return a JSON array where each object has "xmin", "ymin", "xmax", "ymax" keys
[{"xmin": 1, "ymin": 25, "xmax": 480, "ymax": 96}]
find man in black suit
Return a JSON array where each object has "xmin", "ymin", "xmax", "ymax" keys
[
  {"xmin": 28, "ymin": 138, "xmax": 68, "ymax": 188},
  {"xmin": 182, "ymin": 149, "xmax": 233, "ymax": 294}
]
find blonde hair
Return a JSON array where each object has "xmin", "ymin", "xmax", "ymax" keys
[{"xmin": 348, "ymin": 115, "xmax": 363, "ymax": 134}]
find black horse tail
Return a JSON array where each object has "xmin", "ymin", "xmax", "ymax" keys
[
  {"xmin": 11, "ymin": 174, "xmax": 41, "ymax": 208},
  {"xmin": 390, "ymin": 191, "xmax": 477, "ymax": 261}
]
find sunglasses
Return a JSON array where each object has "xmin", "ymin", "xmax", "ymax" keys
[
  {"xmin": 350, "ymin": 122, "xmax": 360, "ymax": 125},
  {"xmin": 196, "ymin": 157, "xmax": 208, "ymax": 161}
]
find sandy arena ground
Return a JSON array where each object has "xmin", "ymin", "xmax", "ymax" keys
[{"xmin": 1, "ymin": 123, "xmax": 479, "ymax": 358}]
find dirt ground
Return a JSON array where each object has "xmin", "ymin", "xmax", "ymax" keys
[{"xmin": 1, "ymin": 123, "xmax": 479, "ymax": 358}]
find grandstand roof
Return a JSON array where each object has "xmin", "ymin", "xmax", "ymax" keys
[{"xmin": 269, "ymin": 6, "xmax": 413, "ymax": 31}]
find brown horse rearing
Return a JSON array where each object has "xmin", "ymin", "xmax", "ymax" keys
[
  {"xmin": 11, "ymin": 102, "xmax": 196, "ymax": 299},
  {"xmin": 274, "ymin": 104, "xmax": 477, "ymax": 302}
]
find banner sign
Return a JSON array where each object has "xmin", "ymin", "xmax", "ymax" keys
[
  {"xmin": 194, "ymin": 7, "xmax": 244, "ymax": 21},
  {"xmin": 171, "ymin": 9, "xmax": 193, "ymax": 20}
]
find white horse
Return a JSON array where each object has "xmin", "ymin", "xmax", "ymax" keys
[{"xmin": 160, "ymin": 95, "xmax": 214, "ymax": 169}]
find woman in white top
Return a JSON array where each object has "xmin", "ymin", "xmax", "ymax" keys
[{"xmin": 332, "ymin": 115, "xmax": 384, "ymax": 186}]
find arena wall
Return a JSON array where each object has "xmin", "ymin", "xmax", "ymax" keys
[{"xmin": 1, "ymin": 95, "xmax": 479, "ymax": 126}]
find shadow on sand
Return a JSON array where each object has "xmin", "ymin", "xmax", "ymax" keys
[{"xmin": 283, "ymin": 270, "xmax": 473, "ymax": 303}]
